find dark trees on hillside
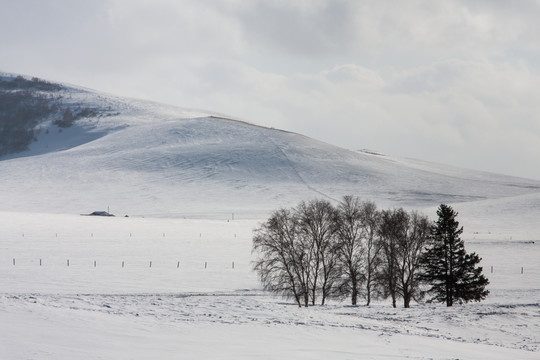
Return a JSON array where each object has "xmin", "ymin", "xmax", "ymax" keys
[
  {"xmin": 0, "ymin": 75, "xmax": 117, "ymax": 156},
  {"xmin": 0, "ymin": 89, "xmax": 55, "ymax": 155},
  {"xmin": 0, "ymin": 76, "xmax": 62, "ymax": 155},
  {"xmin": 420, "ymin": 204, "xmax": 489, "ymax": 306}
]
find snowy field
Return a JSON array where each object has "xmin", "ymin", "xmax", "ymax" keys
[
  {"xmin": 1, "ymin": 76, "xmax": 539, "ymax": 358},
  {"xmin": 0, "ymin": 212, "xmax": 538, "ymax": 359}
]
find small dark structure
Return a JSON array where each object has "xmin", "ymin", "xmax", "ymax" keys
[{"xmin": 86, "ymin": 211, "xmax": 115, "ymax": 217}]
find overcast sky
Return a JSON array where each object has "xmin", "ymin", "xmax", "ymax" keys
[{"xmin": 2, "ymin": 0, "xmax": 540, "ymax": 180}]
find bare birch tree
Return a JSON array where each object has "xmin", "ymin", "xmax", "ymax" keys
[
  {"xmin": 396, "ymin": 211, "xmax": 431, "ymax": 308},
  {"xmin": 360, "ymin": 200, "xmax": 382, "ymax": 306},
  {"xmin": 253, "ymin": 198, "xmax": 431, "ymax": 309},
  {"xmin": 378, "ymin": 208, "xmax": 409, "ymax": 308},
  {"xmin": 253, "ymin": 208, "xmax": 308, "ymax": 307},
  {"xmin": 335, "ymin": 196, "xmax": 365, "ymax": 305},
  {"xmin": 296, "ymin": 199, "xmax": 340, "ymax": 305}
]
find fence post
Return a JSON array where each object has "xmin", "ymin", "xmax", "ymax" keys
[
  {"xmin": 13, "ymin": 258, "xmax": 15, "ymax": 266},
  {"xmin": 177, "ymin": 261, "xmax": 180, "ymax": 268},
  {"xmin": 521, "ymin": 267, "xmax": 524, "ymax": 274},
  {"xmin": 205, "ymin": 261, "xmax": 207, "ymax": 269},
  {"xmin": 491, "ymin": 266, "xmax": 493, "ymax": 273},
  {"xmin": 232, "ymin": 261, "xmax": 235, "ymax": 269},
  {"xmin": 150, "ymin": 261, "xmax": 152, "ymax": 268}
]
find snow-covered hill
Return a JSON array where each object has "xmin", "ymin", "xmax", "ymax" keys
[
  {"xmin": 2, "ymin": 73, "xmax": 540, "ymax": 224},
  {"xmin": 1, "ymin": 74, "xmax": 539, "ymax": 359}
]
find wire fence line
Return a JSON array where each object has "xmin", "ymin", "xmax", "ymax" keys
[
  {"xmin": 2, "ymin": 258, "xmax": 240, "ymax": 270},
  {"xmin": 11, "ymin": 232, "xmax": 242, "ymax": 240},
  {"xmin": 2, "ymin": 258, "xmax": 536, "ymax": 275}
]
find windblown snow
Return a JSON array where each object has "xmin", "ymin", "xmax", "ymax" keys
[{"xmin": 0, "ymin": 74, "xmax": 539, "ymax": 359}]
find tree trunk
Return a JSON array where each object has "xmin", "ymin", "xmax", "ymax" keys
[
  {"xmin": 294, "ymin": 292, "xmax": 301, "ymax": 307},
  {"xmin": 365, "ymin": 276, "xmax": 371, "ymax": 306},
  {"xmin": 351, "ymin": 276, "xmax": 358, "ymax": 305},
  {"xmin": 403, "ymin": 291, "xmax": 411, "ymax": 308}
]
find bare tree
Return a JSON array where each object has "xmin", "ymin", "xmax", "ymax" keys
[
  {"xmin": 335, "ymin": 196, "xmax": 365, "ymax": 305},
  {"xmin": 378, "ymin": 208, "xmax": 409, "ymax": 308},
  {"xmin": 396, "ymin": 211, "xmax": 431, "ymax": 308},
  {"xmin": 253, "ymin": 199, "xmax": 430, "ymax": 309},
  {"xmin": 253, "ymin": 208, "xmax": 308, "ymax": 307},
  {"xmin": 252, "ymin": 200, "xmax": 340, "ymax": 307},
  {"xmin": 296, "ymin": 199, "xmax": 340, "ymax": 305},
  {"xmin": 360, "ymin": 200, "xmax": 382, "ymax": 306}
]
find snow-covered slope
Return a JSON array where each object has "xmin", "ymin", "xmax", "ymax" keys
[
  {"xmin": 1, "ymin": 74, "xmax": 539, "ymax": 359},
  {"xmin": 2, "ymin": 74, "xmax": 540, "ymax": 222}
]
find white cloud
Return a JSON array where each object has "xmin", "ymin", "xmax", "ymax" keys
[
  {"xmin": 168, "ymin": 58, "xmax": 540, "ymax": 179},
  {"xmin": 105, "ymin": 0, "xmax": 245, "ymax": 57}
]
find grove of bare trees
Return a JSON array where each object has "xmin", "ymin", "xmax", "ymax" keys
[{"xmin": 253, "ymin": 198, "xmax": 488, "ymax": 308}]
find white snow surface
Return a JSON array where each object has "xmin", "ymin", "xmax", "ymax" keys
[
  {"xmin": 0, "ymin": 213, "xmax": 538, "ymax": 359},
  {"xmin": 1, "ymin": 79, "xmax": 539, "ymax": 359}
]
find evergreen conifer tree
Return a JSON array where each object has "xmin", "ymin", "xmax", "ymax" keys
[{"xmin": 420, "ymin": 204, "xmax": 489, "ymax": 306}]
